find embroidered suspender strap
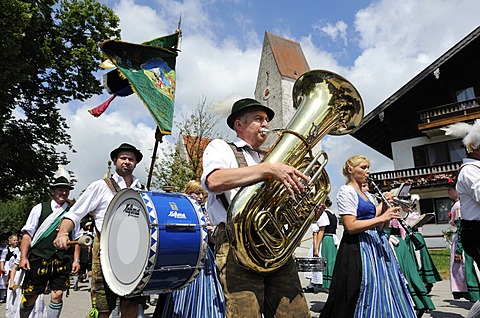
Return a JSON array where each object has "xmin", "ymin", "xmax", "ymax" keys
[
  {"xmin": 216, "ymin": 143, "xmax": 249, "ymax": 212},
  {"xmin": 103, "ymin": 177, "xmax": 121, "ymax": 193},
  {"xmin": 227, "ymin": 142, "xmax": 248, "ymax": 168}
]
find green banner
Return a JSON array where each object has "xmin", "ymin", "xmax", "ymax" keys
[{"xmin": 100, "ymin": 35, "xmax": 179, "ymax": 134}]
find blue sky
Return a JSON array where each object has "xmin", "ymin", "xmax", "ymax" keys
[{"xmin": 58, "ymin": 0, "xmax": 480, "ymax": 211}]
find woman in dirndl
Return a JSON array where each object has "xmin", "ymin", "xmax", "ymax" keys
[
  {"xmin": 404, "ymin": 196, "xmax": 442, "ymax": 294},
  {"xmin": 386, "ymin": 219, "xmax": 435, "ymax": 317},
  {"xmin": 320, "ymin": 198, "xmax": 339, "ymax": 290},
  {"xmin": 303, "ymin": 204, "xmax": 330, "ymax": 292},
  {"xmin": 320, "ymin": 155, "xmax": 415, "ymax": 318}
]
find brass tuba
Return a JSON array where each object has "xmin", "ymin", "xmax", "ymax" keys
[{"xmin": 227, "ymin": 70, "xmax": 364, "ymax": 272}]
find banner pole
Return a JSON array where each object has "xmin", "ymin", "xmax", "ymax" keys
[{"xmin": 147, "ymin": 127, "xmax": 164, "ymax": 190}]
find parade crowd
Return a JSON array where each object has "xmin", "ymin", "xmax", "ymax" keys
[{"xmin": 2, "ymin": 99, "xmax": 480, "ymax": 318}]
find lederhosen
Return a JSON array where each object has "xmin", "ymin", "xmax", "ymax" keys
[{"xmin": 22, "ymin": 202, "xmax": 73, "ymax": 295}]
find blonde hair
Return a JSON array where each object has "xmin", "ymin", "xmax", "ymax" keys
[
  {"xmin": 184, "ymin": 180, "xmax": 204, "ymax": 195},
  {"xmin": 8, "ymin": 235, "xmax": 18, "ymax": 243},
  {"xmin": 342, "ymin": 155, "xmax": 370, "ymax": 183}
]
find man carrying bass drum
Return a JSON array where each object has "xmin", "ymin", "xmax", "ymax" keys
[{"xmin": 53, "ymin": 143, "xmax": 145, "ymax": 318}]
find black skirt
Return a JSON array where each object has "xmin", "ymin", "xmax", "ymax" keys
[{"xmin": 320, "ymin": 231, "xmax": 362, "ymax": 318}]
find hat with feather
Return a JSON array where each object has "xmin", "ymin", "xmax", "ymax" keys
[
  {"xmin": 442, "ymin": 119, "xmax": 480, "ymax": 153},
  {"xmin": 50, "ymin": 165, "xmax": 74, "ymax": 189}
]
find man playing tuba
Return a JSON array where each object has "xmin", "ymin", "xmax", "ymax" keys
[{"xmin": 201, "ymin": 98, "xmax": 311, "ymax": 318}]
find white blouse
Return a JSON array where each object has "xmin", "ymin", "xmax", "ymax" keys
[{"xmin": 336, "ymin": 184, "xmax": 375, "ymax": 216}]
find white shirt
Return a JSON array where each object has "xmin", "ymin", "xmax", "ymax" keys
[
  {"xmin": 201, "ymin": 137, "xmax": 262, "ymax": 225},
  {"xmin": 336, "ymin": 184, "xmax": 375, "ymax": 216},
  {"xmin": 21, "ymin": 200, "xmax": 70, "ymax": 237},
  {"xmin": 311, "ymin": 210, "xmax": 330, "ymax": 233},
  {"xmin": 0, "ymin": 246, "xmax": 20, "ymax": 272},
  {"xmin": 63, "ymin": 172, "xmax": 142, "ymax": 238},
  {"xmin": 456, "ymin": 158, "xmax": 480, "ymax": 221}
]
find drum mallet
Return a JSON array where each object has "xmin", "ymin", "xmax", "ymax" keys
[{"xmin": 66, "ymin": 234, "xmax": 94, "ymax": 247}]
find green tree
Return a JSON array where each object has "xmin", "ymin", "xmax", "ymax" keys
[
  {"xmin": 0, "ymin": 0, "xmax": 120, "ymax": 202},
  {"xmin": 151, "ymin": 97, "xmax": 224, "ymax": 192},
  {"xmin": 151, "ymin": 144, "xmax": 195, "ymax": 192},
  {"xmin": 0, "ymin": 196, "xmax": 34, "ymax": 235}
]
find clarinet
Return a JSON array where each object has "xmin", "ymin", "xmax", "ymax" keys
[{"xmin": 368, "ymin": 177, "xmax": 425, "ymax": 250}]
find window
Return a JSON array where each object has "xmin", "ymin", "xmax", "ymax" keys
[
  {"xmin": 419, "ymin": 199, "xmax": 436, "ymax": 224},
  {"xmin": 434, "ymin": 198, "xmax": 453, "ymax": 224},
  {"xmin": 456, "ymin": 87, "xmax": 475, "ymax": 103},
  {"xmin": 419, "ymin": 198, "xmax": 452, "ymax": 224},
  {"xmin": 413, "ymin": 139, "xmax": 464, "ymax": 167},
  {"xmin": 449, "ymin": 140, "xmax": 465, "ymax": 162},
  {"xmin": 427, "ymin": 143, "xmax": 449, "ymax": 165}
]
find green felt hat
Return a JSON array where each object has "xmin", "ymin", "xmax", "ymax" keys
[
  {"xmin": 50, "ymin": 176, "xmax": 74, "ymax": 189},
  {"xmin": 226, "ymin": 98, "xmax": 275, "ymax": 129}
]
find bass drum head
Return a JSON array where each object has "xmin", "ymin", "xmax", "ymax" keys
[{"xmin": 100, "ymin": 188, "xmax": 150, "ymax": 296}]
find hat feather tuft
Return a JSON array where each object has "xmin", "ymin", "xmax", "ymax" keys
[
  {"xmin": 441, "ymin": 122, "xmax": 472, "ymax": 138},
  {"xmin": 53, "ymin": 165, "xmax": 71, "ymax": 181},
  {"xmin": 464, "ymin": 119, "xmax": 480, "ymax": 153}
]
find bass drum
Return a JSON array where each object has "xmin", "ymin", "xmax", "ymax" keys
[{"xmin": 100, "ymin": 188, "xmax": 207, "ymax": 296}]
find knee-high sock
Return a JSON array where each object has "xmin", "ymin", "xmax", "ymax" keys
[
  {"xmin": 467, "ymin": 301, "xmax": 480, "ymax": 318},
  {"xmin": 47, "ymin": 301, "xmax": 63, "ymax": 318},
  {"xmin": 19, "ymin": 302, "xmax": 35, "ymax": 318}
]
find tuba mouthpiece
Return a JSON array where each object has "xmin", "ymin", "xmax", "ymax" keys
[{"xmin": 259, "ymin": 128, "xmax": 270, "ymax": 137}]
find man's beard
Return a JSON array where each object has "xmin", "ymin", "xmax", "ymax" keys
[{"xmin": 117, "ymin": 166, "xmax": 133, "ymax": 176}]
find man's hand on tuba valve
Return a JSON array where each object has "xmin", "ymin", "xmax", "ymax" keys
[{"xmin": 264, "ymin": 162, "xmax": 310, "ymax": 195}]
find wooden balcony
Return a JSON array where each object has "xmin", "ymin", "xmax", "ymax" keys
[
  {"xmin": 418, "ymin": 98, "xmax": 480, "ymax": 131},
  {"xmin": 370, "ymin": 161, "xmax": 462, "ymax": 191}
]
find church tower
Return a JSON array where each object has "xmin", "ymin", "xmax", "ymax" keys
[{"xmin": 254, "ymin": 32, "xmax": 310, "ymax": 147}]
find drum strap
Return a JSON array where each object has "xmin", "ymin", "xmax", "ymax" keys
[
  {"xmin": 103, "ymin": 177, "xmax": 121, "ymax": 194},
  {"xmin": 97, "ymin": 178, "xmax": 121, "ymax": 233}
]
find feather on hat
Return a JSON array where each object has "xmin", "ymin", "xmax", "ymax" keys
[
  {"xmin": 50, "ymin": 165, "xmax": 74, "ymax": 189},
  {"xmin": 463, "ymin": 120, "xmax": 480, "ymax": 153},
  {"xmin": 442, "ymin": 120, "xmax": 480, "ymax": 153}
]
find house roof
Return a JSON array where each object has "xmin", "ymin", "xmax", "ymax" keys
[
  {"xmin": 266, "ymin": 32, "xmax": 310, "ymax": 80},
  {"xmin": 351, "ymin": 26, "xmax": 480, "ymax": 159},
  {"xmin": 181, "ymin": 134, "xmax": 212, "ymax": 176}
]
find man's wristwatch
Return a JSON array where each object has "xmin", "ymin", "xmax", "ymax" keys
[{"xmin": 74, "ymin": 259, "xmax": 81, "ymax": 263}]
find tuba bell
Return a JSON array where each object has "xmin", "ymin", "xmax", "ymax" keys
[{"xmin": 227, "ymin": 70, "xmax": 364, "ymax": 272}]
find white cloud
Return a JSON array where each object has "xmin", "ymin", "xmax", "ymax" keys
[
  {"xmin": 59, "ymin": 98, "xmax": 156, "ymax": 198},
  {"xmin": 314, "ymin": 20, "xmax": 348, "ymax": 46}
]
